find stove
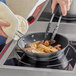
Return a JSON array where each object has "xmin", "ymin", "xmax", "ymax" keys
[
  {"xmin": 0, "ymin": 21, "xmax": 76, "ymax": 76},
  {"xmin": 0, "ymin": 1, "xmax": 76, "ymax": 76},
  {"xmin": 3, "ymin": 41, "xmax": 76, "ymax": 71},
  {"xmin": 2, "ymin": 1, "xmax": 76, "ymax": 71}
]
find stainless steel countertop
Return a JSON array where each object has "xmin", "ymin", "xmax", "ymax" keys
[{"xmin": 27, "ymin": 21, "xmax": 76, "ymax": 41}]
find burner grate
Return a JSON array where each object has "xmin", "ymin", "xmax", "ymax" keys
[{"xmin": 4, "ymin": 44, "xmax": 76, "ymax": 71}]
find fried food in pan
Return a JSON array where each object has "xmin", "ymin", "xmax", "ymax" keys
[{"xmin": 24, "ymin": 40, "xmax": 61, "ymax": 53}]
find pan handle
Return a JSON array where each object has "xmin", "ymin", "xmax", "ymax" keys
[{"xmin": 16, "ymin": 31, "xmax": 26, "ymax": 49}]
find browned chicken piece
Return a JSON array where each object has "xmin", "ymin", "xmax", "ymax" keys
[
  {"xmin": 43, "ymin": 40, "xmax": 56, "ymax": 46},
  {"xmin": 48, "ymin": 46, "xmax": 58, "ymax": 52},
  {"xmin": 24, "ymin": 48, "xmax": 33, "ymax": 52},
  {"xmin": 29, "ymin": 43, "xmax": 37, "ymax": 49},
  {"xmin": 24, "ymin": 48, "xmax": 45, "ymax": 53},
  {"xmin": 54, "ymin": 44, "xmax": 61, "ymax": 50},
  {"xmin": 38, "ymin": 44, "xmax": 51, "ymax": 53},
  {"xmin": 50, "ymin": 48, "xmax": 58, "ymax": 52},
  {"xmin": 32, "ymin": 50, "xmax": 45, "ymax": 53},
  {"xmin": 48, "ymin": 46, "xmax": 53, "ymax": 49},
  {"xmin": 36, "ymin": 47, "xmax": 44, "ymax": 51},
  {"xmin": 34, "ymin": 48, "xmax": 45, "ymax": 53},
  {"xmin": 51, "ymin": 40, "xmax": 56, "ymax": 44},
  {"xmin": 24, "ymin": 40, "xmax": 61, "ymax": 53},
  {"xmin": 43, "ymin": 40, "xmax": 50, "ymax": 47}
]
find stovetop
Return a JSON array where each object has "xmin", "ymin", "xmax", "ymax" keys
[{"xmin": 4, "ymin": 41, "xmax": 76, "ymax": 71}]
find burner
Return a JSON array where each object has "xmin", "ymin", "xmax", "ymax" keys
[
  {"xmin": 4, "ymin": 44, "xmax": 76, "ymax": 71},
  {"xmin": 17, "ymin": 51, "xmax": 68, "ymax": 69},
  {"xmin": 16, "ymin": 45, "xmax": 76, "ymax": 70}
]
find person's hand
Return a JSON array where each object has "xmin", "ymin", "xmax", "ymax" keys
[
  {"xmin": 0, "ymin": 19, "xmax": 10, "ymax": 37},
  {"xmin": 51, "ymin": 0, "xmax": 72, "ymax": 16}
]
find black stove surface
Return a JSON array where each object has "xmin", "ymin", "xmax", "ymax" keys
[{"xmin": 4, "ymin": 42, "xmax": 76, "ymax": 71}]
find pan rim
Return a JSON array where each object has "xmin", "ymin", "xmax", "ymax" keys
[{"xmin": 17, "ymin": 32, "xmax": 69, "ymax": 56}]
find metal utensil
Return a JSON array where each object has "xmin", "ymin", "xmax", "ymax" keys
[
  {"xmin": 50, "ymin": 15, "xmax": 62, "ymax": 43},
  {"xmin": 44, "ymin": 4, "xmax": 59, "ymax": 42}
]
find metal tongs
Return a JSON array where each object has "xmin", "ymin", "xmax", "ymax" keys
[{"xmin": 44, "ymin": 4, "xmax": 62, "ymax": 44}]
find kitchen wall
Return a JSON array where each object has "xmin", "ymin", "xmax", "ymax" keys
[{"xmin": 6, "ymin": 0, "xmax": 38, "ymax": 18}]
